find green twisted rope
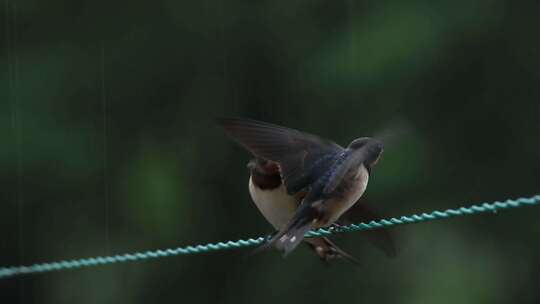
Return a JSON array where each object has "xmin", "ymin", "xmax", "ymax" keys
[{"xmin": 1, "ymin": 194, "xmax": 539, "ymax": 279}]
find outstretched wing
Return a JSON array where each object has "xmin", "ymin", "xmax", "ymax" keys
[{"xmin": 218, "ymin": 117, "xmax": 343, "ymax": 194}]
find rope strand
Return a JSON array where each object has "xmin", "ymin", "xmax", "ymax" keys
[{"xmin": 1, "ymin": 194, "xmax": 539, "ymax": 279}]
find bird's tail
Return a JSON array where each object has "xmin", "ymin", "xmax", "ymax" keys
[
  {"xmin": 305, "ymin": 237, "xmax": 360, "ymax": 265},
  {"xmin": 266, "ymin": 201, "xmax": 318, "ymax": 256}
]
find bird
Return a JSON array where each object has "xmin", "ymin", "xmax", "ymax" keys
[
  {"xmin": 247, "ymin": 157, "xmax": 358, "ymax": 263},
  {"xmin": 218, "ymin": 117, "xmax": 384, "ymax": 257}
]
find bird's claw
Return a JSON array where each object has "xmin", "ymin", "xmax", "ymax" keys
[{"xmin": 329, "ymin": 223, "xmax": 346, "ymax": 232}]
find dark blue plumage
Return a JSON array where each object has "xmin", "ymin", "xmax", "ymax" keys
[{"xmin": 218, "ymin": 117, "xmax": 383, "ymax": 256}]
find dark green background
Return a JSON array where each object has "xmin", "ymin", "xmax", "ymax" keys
[{"xmin": 1, "ymin": 0, "xmax": 539, "ymax": 303}]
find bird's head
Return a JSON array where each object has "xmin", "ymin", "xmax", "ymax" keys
[{"xmin": 348, "ymin": 137, "xmax": 384, "ymax": 169}]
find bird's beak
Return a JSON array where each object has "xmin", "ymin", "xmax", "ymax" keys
[{"xmin": 370, "ymin": 148, "xmax": 383, "ymax": 166}]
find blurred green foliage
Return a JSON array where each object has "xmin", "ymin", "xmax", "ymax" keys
[{"xmin": 1, "ymin": 0, "xmax": 539, "ymax": 303}]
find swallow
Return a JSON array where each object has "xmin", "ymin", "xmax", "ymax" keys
[
  {"xmin": 218, "ymin": 117, "xmax": 384, "ymax": 256},
  {"xmin": 247, "ymin": 157, "xmax": 358, "ymax": 263}
]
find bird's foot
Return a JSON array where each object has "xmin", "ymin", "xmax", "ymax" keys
[{"xmin": 328, "ymin": 223, "xmax": 346, "ymax": 232}]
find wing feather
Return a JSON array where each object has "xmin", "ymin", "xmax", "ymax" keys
[{"xmin": 218, "ymin": 117, "xmax": 343, "ymax": 194}]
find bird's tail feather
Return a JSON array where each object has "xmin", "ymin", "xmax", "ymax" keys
[
  {"xmin": 265, "ymin": 201, "xmax": 318, "ymax": 256},
  {"xmin": 273, "ymin": 222, "xmax": 313, "ymax": 256},
  {"xmin": 306, "ymin": 237, "xmax": 360, "ymax": 265}
]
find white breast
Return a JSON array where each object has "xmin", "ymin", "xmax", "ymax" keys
[
  {"xmin": 350, "ymin": 164, "xmax": 370, "ymax": 203},
  {"xmin": 248, "ymin": 177, "xmax": 299, "ymax": 230},
  {"xmin": 321, "ymin": 164, "xmax": 370, "ymax": 226}
]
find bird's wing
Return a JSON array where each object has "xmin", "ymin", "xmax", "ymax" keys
[
  {"xmin": 218, "ymin": 117, "xmax": 343, "ymax": 194},
  {"xmin": 322, "ymin": 148, "xmax": 369, "ymax": 195},
  {"xmin": 338, "ymin": 200, "xmax": 397, "ymax": 258}
]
